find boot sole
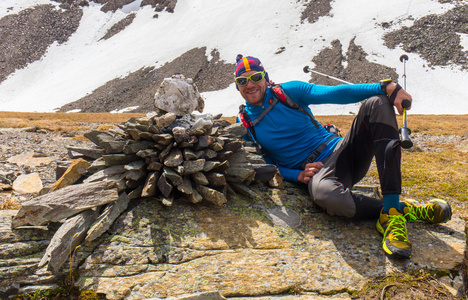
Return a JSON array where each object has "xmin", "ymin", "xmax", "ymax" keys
[{"xmin": 383, "ymin": 242, "xmax": 412, "ymax": 258}]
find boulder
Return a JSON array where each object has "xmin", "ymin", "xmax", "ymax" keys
[
  {"xmin": 154, "ymin": 74, "xmax": 204, "ymax": 116},
  {"xmin": 12, "ymin": 173, "xmax": 43, "ymax": 194}
]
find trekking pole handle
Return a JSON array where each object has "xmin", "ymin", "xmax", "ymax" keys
[
  {"xmin": 400, "ymin": 99, "xmax": 413, "ymax": 149},
  {"xmin": 401, "ymin": 99, "xmax": 411, "ymax": 127},
  {"xmin": 402, "ymin": 99, "xmax": 411, "ymax": 109}
]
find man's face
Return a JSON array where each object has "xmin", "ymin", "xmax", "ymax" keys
[{"xmin": 237, "ymin": 70, "xmax": 269, "ymax": 106}]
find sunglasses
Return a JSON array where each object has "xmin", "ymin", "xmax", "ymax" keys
[{"xmin": 235, "ymin": 71, "xmax": 266, "ymax": 86}]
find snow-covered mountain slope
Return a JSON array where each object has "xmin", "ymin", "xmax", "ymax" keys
[{"xmin": 0, "ymin": 0, "xmax": 467, "ymax": 116}]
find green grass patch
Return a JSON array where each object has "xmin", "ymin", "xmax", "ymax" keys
[{"xmin": 401, "ymin": 148, "xmax": 468, "ymax": 202}]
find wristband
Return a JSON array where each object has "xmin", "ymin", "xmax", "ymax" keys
[
  {"xmin": 389, "ymin": 83, "xmax": 402, "ymax": 104},
  {"xmin": 380, "ymin": 78, "xmax": 392, "ymax": 95}
]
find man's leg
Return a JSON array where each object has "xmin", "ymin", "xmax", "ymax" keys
[
  {"xmin": 347, "ymin": 95, "xmax": 450, "ymax": 224},
  {"xmin": 342, "ymin": 95, "xmax": 402, "ymax": 197},
  {"xmin": 310, "ymin": 95, "xmax": 413, "ymax": 258},
  {"xmin": 309, "ymin": 95, "xmax": 397, "ymax": 219},
  {"xmin": 308, "ymin": 151, "xmax": 383, "ymax": 219}
]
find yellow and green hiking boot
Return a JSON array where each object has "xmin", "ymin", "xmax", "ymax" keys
[
  {"xmin": 402, "ymin": 199, "xmax": 452, "ymax": 224},
  {"xmin": 376, "ymin": 208, "xmax": 411, "ymax": 258}
]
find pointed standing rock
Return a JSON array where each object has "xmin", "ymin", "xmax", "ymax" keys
[
  {"xmin": 154, "ymin": 75, "xmax": 204, "ymax": 116},
  {"xmin": 38, "ymin": 208, "xmax": 99, "ymax": 273},
  {"xmin": 141, "ymin": 172, "xmax": 160, "ymax": 197},
  {"xmin": 85, "ymin": 192, "xmax": 131, "ymax": 244},
  {"xmin": 157, "ymin": 173, "xmax": 173, "ymax": 198}
]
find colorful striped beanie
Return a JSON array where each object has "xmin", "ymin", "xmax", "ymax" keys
[{"xmin": 234, "ymin": 54, "xmax": 270, "ymax": 83}]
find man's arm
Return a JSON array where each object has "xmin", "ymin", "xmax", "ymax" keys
[{"xmin": 282, "ymin": 81, "xmax": 384, "ymax": 106}]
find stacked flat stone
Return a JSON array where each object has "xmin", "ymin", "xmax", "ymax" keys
[{"xmin": 79, "ymin": 112, "xmax": 265, "ymax": 207}]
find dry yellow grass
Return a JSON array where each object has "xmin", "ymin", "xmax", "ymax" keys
[
  {"xmin": 0, "ymin": 111, "xmax": 145, "ymax": 132},
  {"xmin": 401, "ymin": 145, "xmax": 468, "ymax": 202},
  {"xmin": 0, "ymin": 194, "xmax": 21, "ymax": 210},
  {"xmin": 1, "ymin": 112, "xmax": 467, "ymax": 136}
]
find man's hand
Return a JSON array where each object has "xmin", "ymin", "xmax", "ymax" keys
[
  {"xmin": 297, "ymin": 162, "xmax": 323, "ymax": 184},
  {"xmin": 386, "ymin": 82, "xmax": 413, "ymax": 115}
]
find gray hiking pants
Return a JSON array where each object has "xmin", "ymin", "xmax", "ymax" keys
[{"xmin": 308, "ymin": 95, "xmax": 401, "ymax": 219}]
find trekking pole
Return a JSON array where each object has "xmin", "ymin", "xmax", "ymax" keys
[
  {"xmin": 303, "ymin": 66, "xmax": 353, "ymax": 85},
  {"xmin": 303, "ymin": 63, "xmax": 413, "ymax": 148},
  {"xmin": 399, "ymin": 54, "xmax": 413, "ymax": 149}
]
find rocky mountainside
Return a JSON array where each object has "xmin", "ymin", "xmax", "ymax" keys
[{"xmin": 0, "ymin": 0, "xmax": 466, "ymax": 113}]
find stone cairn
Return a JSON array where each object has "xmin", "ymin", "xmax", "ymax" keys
[{"xmin": 10, "ymin": 75, "xmax": 281, "ymax": 274}]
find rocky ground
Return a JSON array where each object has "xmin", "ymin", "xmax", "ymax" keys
[
  {"xmin": 0, "ymin": 127, "xmax": 95, "ymax": 207},
  {"xmin": 0, "ymin": 112, "xmax": 466, "ymax": 299}
]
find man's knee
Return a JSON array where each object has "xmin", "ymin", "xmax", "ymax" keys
[
  {"xmin": 309, "ymin": 178, "xmax": 356, "ymax": 218},
  {"xmin": 361, "ymin": 95, "xmax": 397, "ymax": 128}
]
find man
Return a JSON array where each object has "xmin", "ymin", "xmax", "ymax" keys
[{"xmin": 234, "ymin": 54, "xmax": 452, "ymax": 258}]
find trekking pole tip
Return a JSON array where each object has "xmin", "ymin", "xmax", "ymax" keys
[
  {"xmin": 399, "ymin": 54, "xmax": 409, "ymax": 63},
  {"xmin": 303, "ymin": 66, "xmax": 310, "ymax": 73}
]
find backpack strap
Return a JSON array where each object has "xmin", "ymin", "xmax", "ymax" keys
[
  {"xmin": 240, "ymin": 84, "xmax": 319, "ymax": 130},
  {"xmin": 239, "ymin": 104, "xmax": 265, "ymax": 153},
  {"xmin": 251, "ymin": 98, "xmax": 279, "ymax": 127},
  {"xmin": 239, "ymin": 104, "xmax": 255, "ymax": 139},
  {"xmin": 271, "ymin": 85, "xmax": 320, "ymax": 129},
  {"xmin": 301, "ymin": 134, "xmax": 337, "ymax": 168}
]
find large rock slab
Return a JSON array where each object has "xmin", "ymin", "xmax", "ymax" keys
[
  {"xmin": 11, "ymin": 181, "xmax": 118, "ymax": 228},
  {"xmin": 71, "ymin": 183, "xmax": 466, "ymax": 300},
  {"xmin": 7, "ymin": 152, "xmax": 56, "ymax": 168},
  {"xmin": 0, "ymin": 177, "xmax": 465, "ymax": 299},
  {"xmin": 38, "ymin": 208, "xmax": 99, "ymax": 273}
]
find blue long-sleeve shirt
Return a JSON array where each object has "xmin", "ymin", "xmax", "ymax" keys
[{"xmin": 244, "ymin": 81, "xmax": 384, "ymax": 182}]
